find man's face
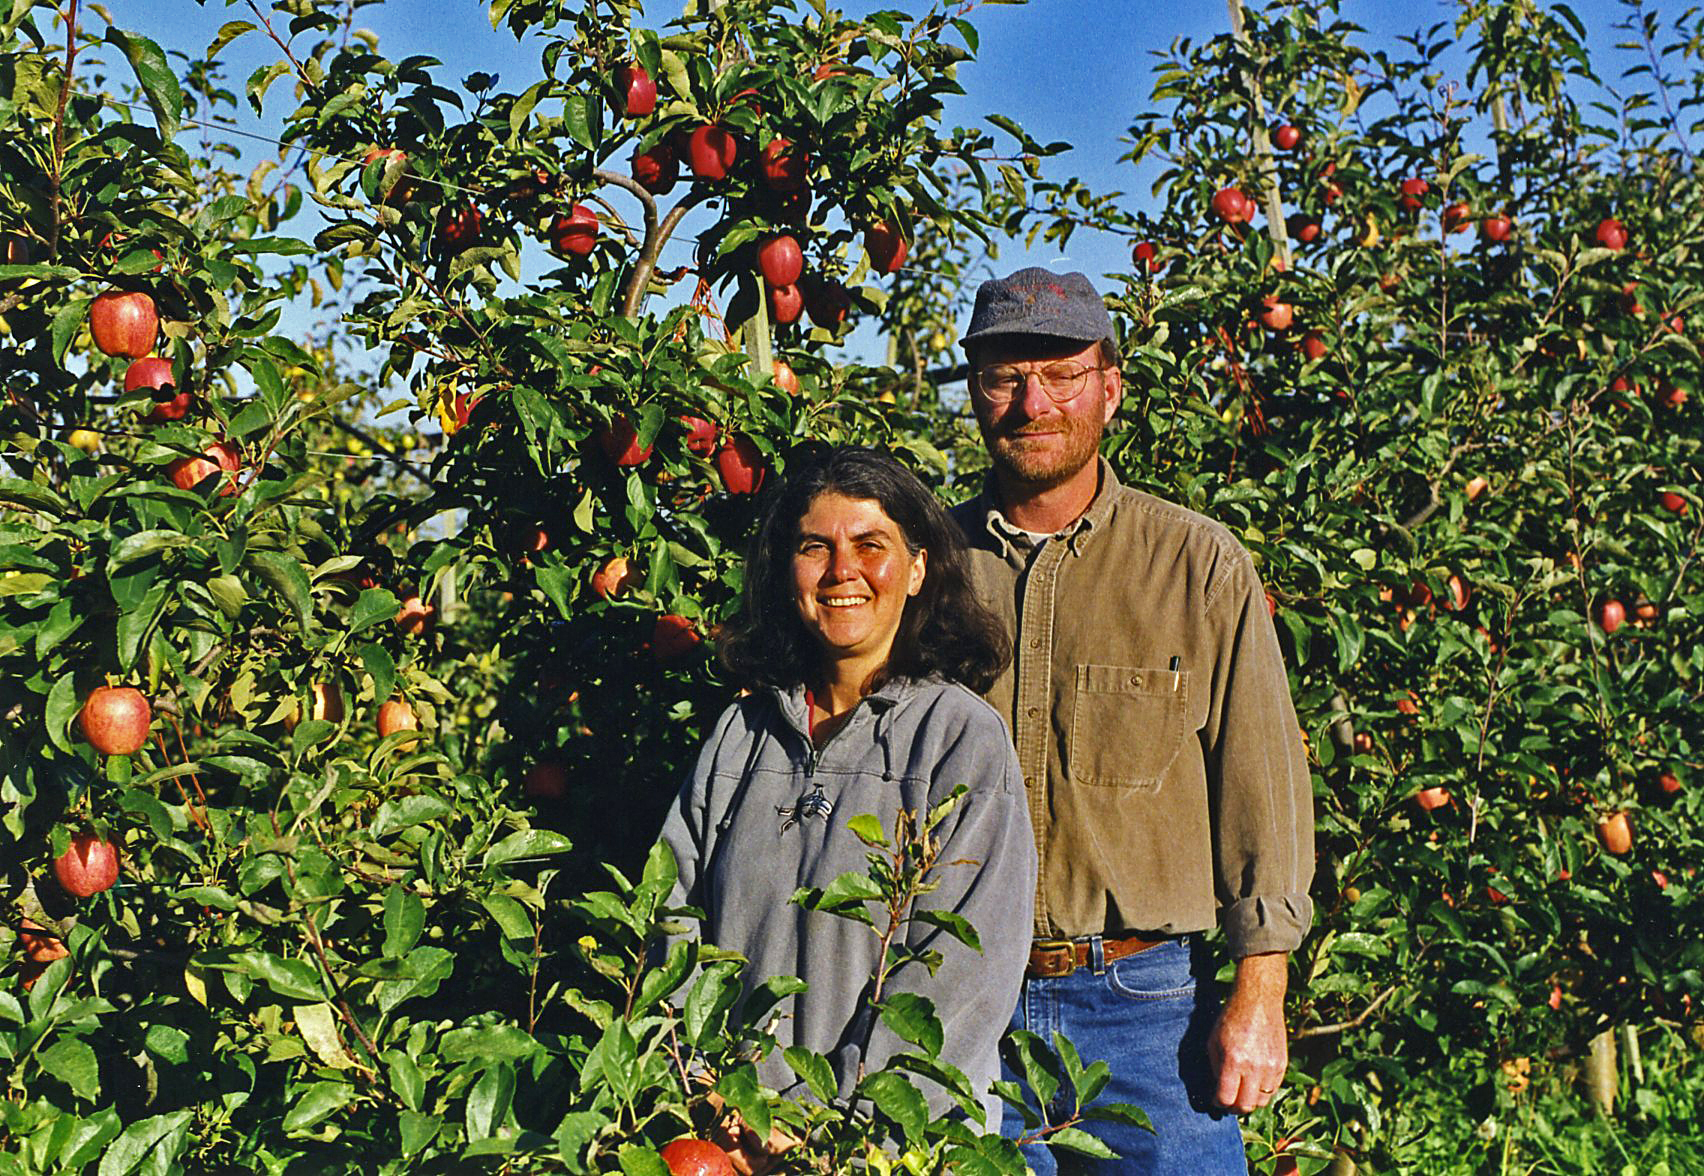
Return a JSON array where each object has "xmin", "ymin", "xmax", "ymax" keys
[{"xmin": 967, "ymin": 337, "xmax": 1121, "ymax": 491}]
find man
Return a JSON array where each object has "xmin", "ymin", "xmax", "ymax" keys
[{"xmin": 948, "ymin": 268, "xmax": 1315, "ymax": 1173}]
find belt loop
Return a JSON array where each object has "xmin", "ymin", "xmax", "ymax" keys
[{"xmin": 1089, "ymin": 934, "xmax": 1106, "ymax": 975}]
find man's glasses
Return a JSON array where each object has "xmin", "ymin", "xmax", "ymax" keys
[{"xmin": 972, "ymin": 361, "xmax": 1108, "ymax": 404}]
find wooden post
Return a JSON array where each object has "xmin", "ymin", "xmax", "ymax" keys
[
  {"xmin": 1586, "ymin": 1026, "xmax": 1618, "ymax": 1116},
  {"xmin": 1226, "ymin": 0, "xmax": 1291, "ymax": 268}
]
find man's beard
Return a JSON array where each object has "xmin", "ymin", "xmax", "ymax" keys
[{"xmin": 982, "ymin": 412, "xmax": 1105, "ymax": 491}]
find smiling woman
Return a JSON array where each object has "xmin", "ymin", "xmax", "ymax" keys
[{"xmin": 656, "ymin": 447, "xmax": 1036, "ymax": 1141}]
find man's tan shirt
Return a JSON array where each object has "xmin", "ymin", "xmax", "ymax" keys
[{"xmin": 950, "ymin": 459, "xmax": 1315, "ymax": 958}]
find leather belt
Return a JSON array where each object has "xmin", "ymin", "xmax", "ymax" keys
[{"xmin": 1027, "ymin": 934, "xmax": 1167, "ymax": 978}]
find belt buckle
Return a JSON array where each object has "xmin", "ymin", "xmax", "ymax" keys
[{"xmin": 1031, "ymin": 939, "xmax": 1077, "ymax": 977}]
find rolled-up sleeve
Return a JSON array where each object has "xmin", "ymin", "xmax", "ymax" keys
[{"xmin": 1202, "ymin": 553, "xmax": 1315, "ymax": 958}]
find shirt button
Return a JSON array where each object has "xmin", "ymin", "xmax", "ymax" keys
[
  {"xmin": 1029, "ymin": 638, "xmax": 1042, "ymax": 650},
  {"xmin": 1129, "ymin": 674, "xmax": 1143, "ymax": 688},
  {"xmin": 1026, "ymin": 705, "xmax": 1041, "ymax": 718}
]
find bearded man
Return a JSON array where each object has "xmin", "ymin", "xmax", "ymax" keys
[{"xmin": 948, "ymin": 268, "xmax": 1315, "ymax": 1173}]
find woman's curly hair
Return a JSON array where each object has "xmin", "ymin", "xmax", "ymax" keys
[{"xmin": 717, "ymin": 445, "xmax": 1011, "ymax": 694}]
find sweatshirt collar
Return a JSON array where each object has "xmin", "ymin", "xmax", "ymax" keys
[{"xmin": 771, "ymin": 676, "xmax": 917, "ymax": 743}]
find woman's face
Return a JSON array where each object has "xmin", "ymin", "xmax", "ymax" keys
[{"xmin": 790, "ymin": 492, "xmax": 927, "ymax": 673}]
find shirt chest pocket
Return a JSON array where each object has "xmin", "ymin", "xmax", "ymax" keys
[{"xmin": 1067, "ymin": 664, "xmax": 1191, "ymax": 791}]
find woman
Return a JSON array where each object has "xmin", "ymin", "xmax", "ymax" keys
[{"xmin": 659, "ymin": 446, "xmax": 1035, "ymax": 1133}]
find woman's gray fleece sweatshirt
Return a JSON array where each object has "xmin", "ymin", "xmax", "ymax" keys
[{"xmin": 658, "ymin": 676, "xmax": 1036, "ymax": 1127}]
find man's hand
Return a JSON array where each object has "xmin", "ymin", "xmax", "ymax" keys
[
  {"xmin": 703, "ymin": 1092, "xmax": 799, "ymax": 1176},
  {"xmin": 1207, "ymin": 950, "xmax": 1290, "ymax": 1114}
]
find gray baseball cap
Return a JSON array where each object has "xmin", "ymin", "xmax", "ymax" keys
[{"xmin": 960, "ymin": 267, "xmax": 1114, "ymax": 347}]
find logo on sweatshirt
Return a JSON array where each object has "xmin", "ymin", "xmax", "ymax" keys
[{"xmin": 777, "ymin": 786, "xmax": 834, "ymax": 832}]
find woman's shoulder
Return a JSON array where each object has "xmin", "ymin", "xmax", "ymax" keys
[{"xmin": 892, "ymin": 679, "xmax": 1016, "ymax": 755}]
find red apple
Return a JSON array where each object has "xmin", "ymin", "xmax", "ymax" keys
[
  {"xmin": 680, "ymin": 415, "xmax": 718, "ymax": 457},
  {"xmin": 1619, "ymin": 282, "xmax": 1643, "ymax": 316},
  {"xmin": 631, "ymin": 142, "xmax": 679, "ymax": 194},
  {"xmin": 362, "ymin": 147, "xmax": 414, "ymax": 205},
  {"xmin": 1444, "ymin": 573, "xmax": 1470, "ymax": 611},
  {"xmin": 1415, "ymin": 787, "xmax": 1451, "ymax": 812},
  {"xmin": 377, "ymin": 698, "xmax": 419, "ymax": 746},
  {"xmin": 1595, "ymin": 599, "xmax": 1626, "ymax": 634},
  {"xmin": 757, "ymin": 234, "xmax": 804, "ymax": 287},
  {"xmin": 1480, "ymin": 215, "xmax": 1512, "ymax": 242},
  {"xmin": 437, "ymin": 205, "xmax": 482, "ymax": 252},
  {"xmin": 88, "ymin": 289, "xmax": 158, "ymax": 359},
  {"xmin": 1258, "ymin": 296, "xmax": 1293, "ymax": 331},
  {"xmin": 1398, "ymin": 177, "xmax": 1429, "ymax": 211},
  {"xmin": 124, "ymin": 355, "xmax": 174, "ymax": 395},
  {"xmin": 550, "ymin": 204, "xmax": 599, "ymax": 256},
  {"xmin": 1465, "ymin": 476, "xmax": 1489, "ymax": 501},
  {"xmin": 652, "ymin": 614, "xmax": 702, "ymax": 662},
  {"xmin": 772, "ymin": 359, "xmax": 800, "ymax": 396},
  {"xmin": 687, "ymin": 125, "xmax": 737, "ymax": 180},
  {"xmin": 715, "ymin": 434, "xmax": 765, "ymax": 494},
  {"xmin": 1131, "ymin": 240, "xmax": 1159, "ymax": 272},
  {"xmin": 802, "ymin": 278, "xmax": 851, "ymax": 330},
  {"xmin": 80, "ymin": 685, "xmax": 151, "ymax": 755},
  {"xmin": 598, "ymin": 415, "xmax": 653, "ymax": 466},
  {"xmin": 1596, "ymin": 811, "xmax": 1632, "ymax": 855},
  {"xmin": 1210, "ymin": 186, "xmax": 1252, "ymax": 224},
  {"xmin": 1659, "ymin": 491, "xmax": 1687, "ymax": 514},
  {"xmin": 659, "ymin": 1138, "xmax": 734, "ymax": 1176},
  {"xmin": 1658, "ymin": 771, "xmax": 1681, "ymax": 795},
  {"xmin": 166, "ymin": 440, "xmax": 242, "ymax": 496},
  {"xmin": 760, "ymin": 138, "xmax": 809, "ymax": 192},
  {"xmin": 1285, "ymin": 214, "xmax": 1321, "ymax": 244},
  {"xmin": 1442, "ymin": 202, "xmax": 1471, "ymax": 233},
  {"xmin": 1594, "ymin": 217, "xmax": 1627, "ymax": 251},
  {"xmin": 769, "ymin": 283, "xmax": 804, "ymax": 325},
  {"xmin": 1658, "ymin": 382, "xmax": 1687, "ymax": 408},
  {"xmin": 615, "ymin": 63, "xmax": 655, "ymax": 118},
  {"xmin": 396, "ymin": 595, "xmax": 435, "ymax": 637},
  {"xmin": 1299, "ymin": 332, "xmax": 1327, "ymax": 361},
  {"xmin": 1272, "ymin": 124, "xmax": 1300, "ymax": 151},
  {"xmin": 53, "ymin": 831, "xmax": 120, "ymax": 898},
  {"xmin": 591, "ymin": 555, "xmax": 637, "ymax": 599},
  {"xmin": 523, "ymin": 762, "xmax": 569, "ymax": 800},
  {"xmin": 863, "ymin": 220, "xmax": 907, "ymax": 274}
]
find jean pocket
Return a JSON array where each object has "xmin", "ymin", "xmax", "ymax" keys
[
  {"xmin": 1067, "ymin": 665, "xmax": 1190, "ymax": 791},
  {"xmin": 1104, "ymin": 941, "xmax": 1196, "ymax": 1001}
]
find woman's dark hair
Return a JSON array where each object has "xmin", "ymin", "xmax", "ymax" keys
[{"xmin": 718, "ymin": 446, "xmax": 1011, "ymax": 694}]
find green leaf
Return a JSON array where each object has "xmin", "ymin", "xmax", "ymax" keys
[
  {"xmin": 783, "ymin": 1046, "xmax": 838, "ymax": 1102},
  {"xmin": 105, "ymin": 28, "xmax": 182, "ymax": 140},
  {"xmin": 281, "ymin": 1081, "xmax": 355, "ymax": 1133},
  {"xmin": 465, "ymin": 1063, "xmax": 515, "ymax": 1141},
  {"xmin": 383, "ymin": 885, "xmax": 426, "ymax": 958},
  {"xmin": 206, "ymin": 19, "xmax": 256, "ymax": 57},
  {"xmin": 249, "ymin": 551, "xmax": 313, "ymax": 629},
  {"xmin": 483, "ymin": 828, "xmax": 572, "ymax": 868},
  {"xmin": 1047, "ymin": 1126, "xmax": 1118, "ymax": 1158},
  {"xmin": 115, "ymin": 579, "xmax": 170, "ymax": 672},
  {"xmin": 46, "ymin": 673, "xmax": 78, "ymax": 754},
  {"xmin": 912, "ymin": 908, "xmax": 983, "ymax": 953},
  {"xmin": 714, "ymin": 1063, "xmax": 770, "ymax": 1138},
  {"xmin": 616, "ymin": 1146, "xmax": 671, "ymax": 1176},
  {"xmin": 359, "ymin": 643, "xmax": 395, "ymax": 705},
  {"xmin": 683, "ymin": 959, "xmax": 742, "ymax": 1047},
  {"xmin": 399, "ymin": 1110, "xmax": 440, "ymax": 1156},
  {"xmin": 234, "ymin": 951, "xmax": 323, "ymax": 1001},
  {"xmin": 879, "ymin": 991, "xmax": 944, "ymax": 1056},
  {"xmin": 110, "ymin": 529, "xmax": 191, "ymax": 569},
  {"xmin": 96, "ymin": 1109, "xmax": 193, "ymax": 1176},
  {"xmin": 348, "ymin": 587, "xmax": 401, "ymax": 635},
  {"xmin": 52, "ymin": 298, "xmax": 91, "ymax": 366},
  {"xmin": 860, "ymin": 1070, "xmax": 928, "ymax": 1143},
  {"xmin": 481, "ymin": 892, "xmax": 533, "ymax": 943},
  {"xmin": 386, "ymin": 1049, "xmax": 425, "ymax": 1111},
  {"xmin": 371, "ymin": 794, "xmax": 452, "ymax": 837},
  {"xmin": 40, "ymin": 1037, "xmax": 101, "ymax": 1100},
  {"xmin": 846, "ymin": 812, "xmax": 888, "ymax": 846}
]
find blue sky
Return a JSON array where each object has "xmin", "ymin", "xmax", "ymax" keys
[{"xmin": 114, "ymin": 0, "xmax": 1666, "ymax": 371}]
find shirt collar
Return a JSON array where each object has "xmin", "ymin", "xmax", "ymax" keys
[{"xmin": 974, "ymin": 456, "xmax": 1121, "ymax": 558}]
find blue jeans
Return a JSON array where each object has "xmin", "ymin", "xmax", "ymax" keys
[{"xmin": 999, "ymin": 936, "xmax": 1247, "ymax": 1174}]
